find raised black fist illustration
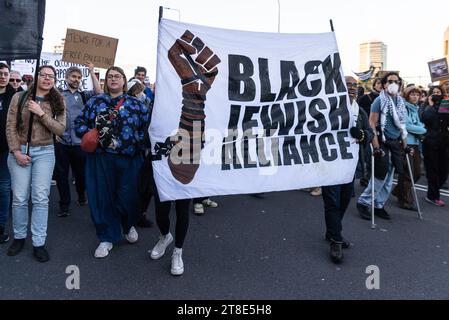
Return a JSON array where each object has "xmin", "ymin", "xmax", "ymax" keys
[{"xmin": 166, "ymin": 30, "xmax": 221, "ymax": 184}]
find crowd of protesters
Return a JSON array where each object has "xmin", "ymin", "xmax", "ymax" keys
[{"xmin": 0, "ymin": 59, "xmax": 448, "ymax": 273}]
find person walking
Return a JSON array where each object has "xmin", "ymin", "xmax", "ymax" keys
[
  {"xmin": 6, "ymin": 65, "xmax": 66, "ymax": 262},
  {"xmin": 75, "ymin": 66, "xmax": 150, "ymax": 258}
]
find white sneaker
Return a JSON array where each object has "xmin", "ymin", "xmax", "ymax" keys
[
  {"xmin": 150, "ymin": 233, "xmax": 173, "ymax": 260},
  {"xmin": 171, "ymin": 247, "xmax": 184, "ymax": 276},
  {"xmin": 194, "ymin": 203, "xmax": 205, "ymax": 215},
  {"xmin": 125, "ymin": 226, "xmax": 138, "ymax": 244},
  {"xmin": 94, "ymin": 242, "xmax": 113, "ymax": 258},
  {"xmin": 202, "ymin": 198, "xmax": 218, "ymax": 208}
]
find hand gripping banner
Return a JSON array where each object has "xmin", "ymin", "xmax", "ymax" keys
[{"xmin": 150, "ymin": 19, "xmax": 358, "ymax": 201}]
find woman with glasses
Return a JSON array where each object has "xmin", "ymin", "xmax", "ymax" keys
[
  {"xmin": 9, "ymin": 71, "xmax": 24, "ymax": 93},
  {"xmin": 75, "ymin": 66, "xmax": 150, "ymax": 258},
  {"xmin": 5, "ymin": 65, "xmax": 66, "ymax": 262}
]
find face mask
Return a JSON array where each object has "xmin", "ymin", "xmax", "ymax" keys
[
  {"xmin": 431, "ymin": 95, "xmax": 442, "ymax": 105},
  {"xmin": 387, "ymin": 83, "xmax": 399, "ymax": 95}
]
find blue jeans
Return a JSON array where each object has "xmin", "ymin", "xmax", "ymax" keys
[
  {"xmin": 7, "ymin": 145, "xmax": 55, "ymax": 246},
  {"xmin": 0, "ymin": 151, "xmax": 11, "ymax": 228},
  {"xmin": 358, "ymin": 162, "xmax": 395, "ymax": 209}
]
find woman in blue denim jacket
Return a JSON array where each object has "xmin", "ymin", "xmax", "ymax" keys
[{"xmin": 75, "ymin": 66, "xmax": 150, "ymax": 258}]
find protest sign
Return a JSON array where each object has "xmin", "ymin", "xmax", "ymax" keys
[
  {"xmin": 428, "ymin": 58, "xmax": 449, "ymax": 83},
  {"xmin": 62, "ymin": 28, "xmax": 118, "ymax": 69},
  {"xmin": 150, "ymin": 19, "xmax": 358, "ymax": 201},
  {"xmin": 11, "ymin": 52, "xmax": 93, "ymax": 90}
]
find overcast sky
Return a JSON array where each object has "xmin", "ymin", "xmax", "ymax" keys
[{"xmin": 43, "ymin": 0, "xmax": 448, "ymax": 86}]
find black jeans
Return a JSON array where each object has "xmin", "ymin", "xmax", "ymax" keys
[
  {"xmin": 154, "ymin": 192, "xmax": 191, "ymax": 248},
  {"xmin": 322, "ymin": 181, "xmax": 354, "ymax": 242},
  {"xmin": 193, "ymin": 197, "xmax": 207, "ymax": 204},
  {"xmin": 54, "ymin": 142, "xmax": 86, "ymax": 210},
  {"xmin": 423, "ymin": 143, "xmax": 449, "ymax": 200}
]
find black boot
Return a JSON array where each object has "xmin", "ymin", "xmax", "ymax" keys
[
  {"xmin": 329, "ymin": 241, "xmax": 344, "ymax": 264},
  {"xmin": 7, "ymin": 238, "xmax": 25, "ymax": 256},
  {"xmin": 33, "ymin": 246, "xmax": 50, "ymax": 262},
  {"xmin": 0, "ymin": 226, "xmax": 10, "ymax": 243}
]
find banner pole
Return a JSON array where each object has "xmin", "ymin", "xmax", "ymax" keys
[
  {"xmin": 406, "ymin": 153, "xmax": 423, "ymax": 220},
  {"xmin": 159, "ymin": 6, "xmax": 163, "ymax": 23},
  {"xmin": 329, "ymin": 19, "xmax": 334, "ymax": 32},
  {"xmin": 370, "ymin": 145, "xmax": 376, "ymax": 229}
]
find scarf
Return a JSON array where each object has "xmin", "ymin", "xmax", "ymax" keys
[{"xmin": 379, "ymin": 90, "xmax": 407, "ymax": 142}]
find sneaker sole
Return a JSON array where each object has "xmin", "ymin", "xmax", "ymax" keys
[
  {"xmin": 425, "ymin": 198, "xmax": 444, "ymax": 206},
  {"xmin": 171, "ymin": 267, "xmax": 184, "ymax": 276}
]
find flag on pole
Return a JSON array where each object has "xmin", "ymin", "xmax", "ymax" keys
[{"xmin": 0, "ymin": 0, "xmax": 46, "ymax": 60}]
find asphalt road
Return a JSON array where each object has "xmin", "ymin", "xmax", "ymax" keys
[{"xmin": 0, "ymin": 178, "xmax": 448, "ymax": 300}]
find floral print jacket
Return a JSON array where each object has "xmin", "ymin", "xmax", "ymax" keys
[{"xmin": 75, "ymin": 93, "xmax": 150, "ymax": 156}]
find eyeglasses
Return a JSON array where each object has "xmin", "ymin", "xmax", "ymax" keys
[
  {"xmin": 0, "ymin": 72, "xmax": 10, "ymax": 77},
  {"xmin": 346, "ymin": 82, "xmax": 358, "ymax": 88},
  {"xmin": 38, "ymin": 72, "xmax": 55, "ymax": 80},
  {"xmin": 9, "ymin": 79, "xmax": 21, "ymax": 83},
  {"xmin": 107, "ymin": 74, "xmax": 123, "ymax": 80},
  {"xmin": 387, "ymin": 80, "xmax": 400, "ymax": 84}
]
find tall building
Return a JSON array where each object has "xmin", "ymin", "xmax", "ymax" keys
[{"xmin": 359, "ymin": 41, "xmax": 387, "ymax": 72}]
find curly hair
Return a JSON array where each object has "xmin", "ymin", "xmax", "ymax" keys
[{"xmin": 16, "ymin": 65, "xmax": 65, "ymax": 133}]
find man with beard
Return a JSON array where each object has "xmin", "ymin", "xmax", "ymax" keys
[{"xmin": 55, "ymin": 62, "xmax": 102, "ymax": 217}]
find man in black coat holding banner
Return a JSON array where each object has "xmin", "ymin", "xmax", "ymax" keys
[{"xmin": 321, "ymin": 76, "xmax": 373, "ymax": 264}]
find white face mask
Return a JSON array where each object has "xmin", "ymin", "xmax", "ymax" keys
[
  {"xmin": 137, "ymin": 92, "xmax": 146, "ymax": 101},
  {"xmin": 387, "ymin": 83, "xmax": 399, "ymax": 95}
]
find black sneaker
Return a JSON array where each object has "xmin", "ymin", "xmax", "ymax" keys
[
  {"xmin": 57, "ymin": 209, "xmax": 71, "ymax": 217},
  {"xmin": 356, "ymin": 202, "xmax": 371, "ymax": 220},
  {"xmin": 325, "ymin": 232, "xmax": 352, "ymax": 249},
  {"xmin": 0, "ymin": 226, "xmax": 10, "ymax": 243},
  {"xmin": 374, "ymin": 207, "xmax": 391, "ymax": 220},
  {"xmin": 33, "ymin": 246, "xmax": 50, "ymax": 262},
  {"xmin": 329, "ymin": 241, "xmax": 344, "ymax": 264},
  {"xmin": 7, "ymin": 238, "xmax": 25, "ymax": 256}
]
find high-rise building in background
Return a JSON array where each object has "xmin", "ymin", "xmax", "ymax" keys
[{"xmin": 359, "ymin": 41, "xmax": 387, "ymax": 72}]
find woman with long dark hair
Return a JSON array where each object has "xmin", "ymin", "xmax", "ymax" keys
[{"xmin": 6, "ymin": 65, "xmax": 66, "ymax": 262}]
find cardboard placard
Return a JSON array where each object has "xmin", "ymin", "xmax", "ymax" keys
[
  {"xmin": 428, "ymin": 58, "xmax": 449, "ymax": 83},
  {"xmin": 62, "ymin": 28, "xmax": 118, "ymax": 69}
]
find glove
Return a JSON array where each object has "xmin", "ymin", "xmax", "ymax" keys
[
  {"xmin": 349, "ymin": 127, "xmax": 364, "ymax": 140},
  {"xmin": 373, "ymin": 147, "xmax": 385, "ymax": 157},
  {"xmin": 405, "ymin": 146, "xmax": 414, "ymax": 156}
]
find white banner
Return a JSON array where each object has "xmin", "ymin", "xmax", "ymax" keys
[
  {"xmin": 11, "ymin": 52, "xmax": 93, "ymax": 90},
  {"xmin": 151, "ymin": 19, "xmax": 358, "ymax": 201}
]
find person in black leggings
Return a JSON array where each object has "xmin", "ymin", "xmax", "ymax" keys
[{"xmin": 150, "ymin": 190, "xmax": 191, "ymax": 276}]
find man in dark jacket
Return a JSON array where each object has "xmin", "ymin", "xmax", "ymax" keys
[
  {"xmin": 0, "ymin": 62, "xmax": 16, "ymax": 243},
  {"xmin": 321, "ymin": 76, "xmax": 374, "ymax": 264}
]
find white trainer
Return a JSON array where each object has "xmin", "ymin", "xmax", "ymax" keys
[
  {"xmin": 171, "ymin": 247, "xmax": 184, "ymax": 276},
  {"xmin": 94, "ymin": 242, "xmax": 113, "ymax": 258},
  {"xmin": 150, "ymin": 233, "xmax": 173, "ymax": 260},
  {"xmin": 194, "ymin": 203, "xmax": 204, "ymax": 215},
  {"xmin": 202, "ymin": 198, "xmax": 218, "ymax": 208},
  {"xmin": 125, "ymin": 226, "xmax": 138, "ymax": 244}
]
